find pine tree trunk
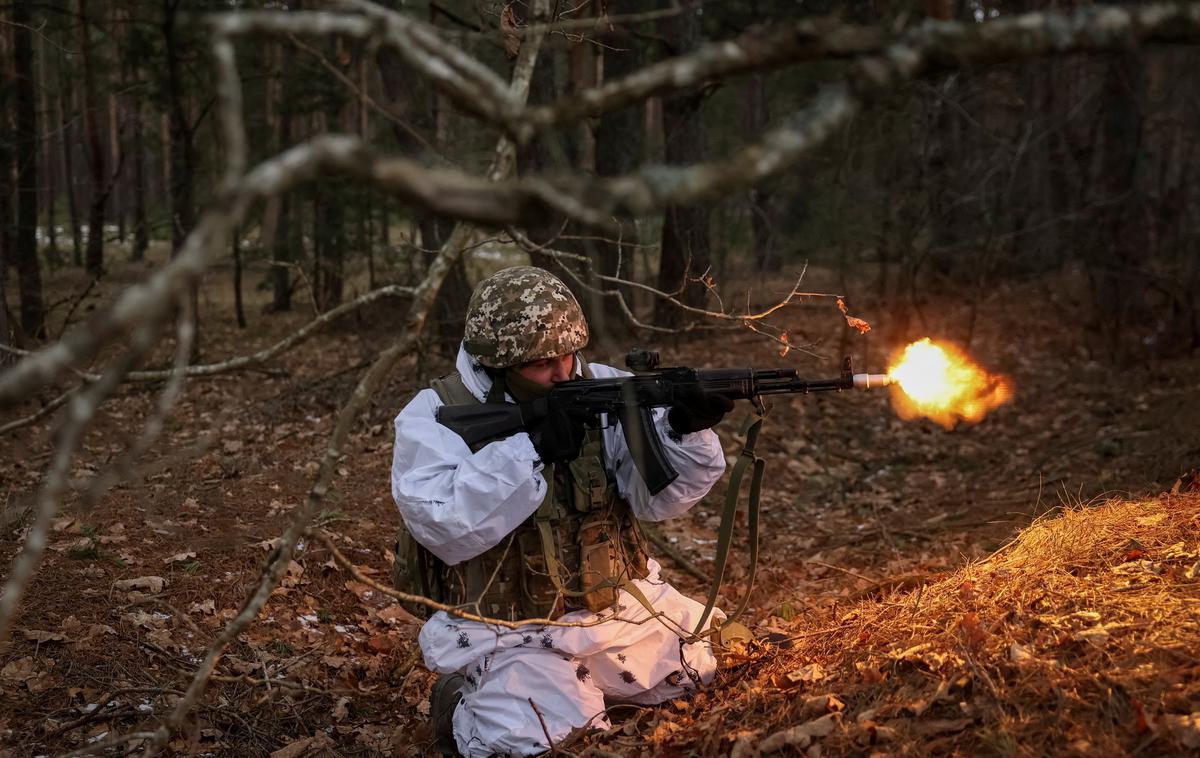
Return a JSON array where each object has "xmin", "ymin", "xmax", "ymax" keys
[
  {"xmin": 14, "ymin": 0, "xmax": 46, "ymax": 339},
  {"xmin": 110, "ymin": 92, "xmax": 123, "ymax": 243},
  {"xmin": 745, "ymin": 73, "xmax": 778, "ymax": 273},
  {"xmin": 376, "ymin": 7, "xmax": 469, "ymax": 356},
  {"xmin": 1, "ymin": 15, "xmax": 14, "ymax": 354},
  {"xmin": 163, "ymin": 0, "xmax": 195, "ymax": 257},
  {"xmin": 38, "ymin": 29, "xmax": 61, "ymax": 269},
  {"xmin": 593, "ymin": 7, "xmax": 646, "ymax": 339},
  {"xmin": 317, "ymin": 189, "xmax": 344, "ymax": 310},
  {"xmin": 130, "ymin": 97, "xmax": 148, "ymax": 262},
  {"xmin": 59, "ymin": 82, "xmax": 83, "ymax": 267},
  {"xmin": 162, "ymin": 0, "xmax": 199, "ymax": 358},
  {"xmin": 270, "ymin": 38, "xmax": 293, "ymax": 311},
  {"xmin": 79, "ymin": 0, "xmax": 108, "ymax": 276},
  {"xmin": 654, "ymin": 2, "xmax": 712, "ymax": 328},
  {"xmin": 233, "ymin": 231, "xmax": 247, "ymax": 329}
]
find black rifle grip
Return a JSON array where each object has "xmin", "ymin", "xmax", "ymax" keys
[{"xmin": 619, "ymin": 403, "xmax": 679, "ymax": 496}]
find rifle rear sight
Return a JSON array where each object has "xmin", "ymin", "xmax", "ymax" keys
[{"xmin": 625, "ymin": 348, "xmax": 661, "ymax": 372}]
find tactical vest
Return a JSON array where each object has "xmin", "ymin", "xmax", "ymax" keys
[{"xmin": 393, "ymin": 365, "xmax": 649, "ymax": 621}]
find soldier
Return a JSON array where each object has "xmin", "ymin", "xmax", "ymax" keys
[{"xmin": 391, "ymin": 267, "xmax": 732, "ymax": 757}]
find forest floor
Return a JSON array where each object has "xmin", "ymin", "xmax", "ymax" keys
[{"xmin": 1, "ymin": 254, "xmax": 1199, "ymax": 756}]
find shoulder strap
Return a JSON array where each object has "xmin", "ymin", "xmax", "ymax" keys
[
  {"xmin": 429, "ymin": 371, "xmax": 478, "ymax": 407},
  {"xmin": 577, "ymin": 351, "xmax": 594, "ymax": 379}
]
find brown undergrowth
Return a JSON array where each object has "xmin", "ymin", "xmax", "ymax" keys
[
  {"xmin": 3, "ymin": 258, "xmax": 1199, "ymax": 755},
  {"xmin": 606, "ymin": 491, "xmax": 1200, "ymax": 756}
]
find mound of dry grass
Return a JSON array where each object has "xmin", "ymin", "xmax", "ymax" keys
[{"xmin": 611, "ymin": 492, "xmax": 1200, "ymax": 756}]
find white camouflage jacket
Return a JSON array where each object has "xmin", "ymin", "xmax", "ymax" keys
[{"xmin": 390, "ymin": 345, "xmax": 726, "ymax": 566}]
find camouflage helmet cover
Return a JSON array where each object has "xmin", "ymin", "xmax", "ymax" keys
[{"xmin": 463, "ymin": 266, "xmax": 589, "ymax": 368}]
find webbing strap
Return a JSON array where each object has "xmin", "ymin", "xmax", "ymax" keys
[{"xmin": 691, "ymin": 408, "xmax": 766, "ymax": 639}]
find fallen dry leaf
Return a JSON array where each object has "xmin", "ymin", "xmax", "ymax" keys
[
  {"xmin": 270, "ymin": 732, "xmax": 333, "ymax": 758},
  {"xmin": 758, "ymin": 712, "xmax": 841, "ymax": 754},
  {"xmin": 20, "ymin": 628, "xmax": 65, "ymax": 646},
  {"xmin": 1073, "ymin": 625, "xmax": 1111, "ymax": 645},
  {"xmin": 114, "ymin": 576, "xmax": 166, "ymax": 593},
  {"xmin": 800, "ymin": 693, "xmax": 845, "ymax": 719},
  {"xmin": 332, "ymin": 696, "xmax": 350, "ymax": 722},
  {"xmin": 1, "ymin": 657, "xmax": 36, "ymax": 682},
  {"xmin": 1161, "ymin": 712, "xmax": 1200, "ymax": 748},
  {"xmin": 1008, "ymin": 642, "xmax": 1036, "ymax": 666},
  {"xmin": 916, "ymin": 717, "xmax": 974, "ymax": 736},
  {"xmin": 785, "ymin": 663, "xmax": 827, "ymax": 685},
  {"xmin": 163, "ymin": 551, "xmax": 197, "ymax": 564},
  {"xmin": 376, "ymin": 605, "xmax": 420, "ymax": 626}
]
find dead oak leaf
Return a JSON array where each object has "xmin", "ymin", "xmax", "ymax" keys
[
  {"xmin": 113, "ymin": 576, "xmax": 166, "ymax": 594},
  {"xmin": 1, "ymin": 657, "xmax": 36, "ymax": 682},
  {"xmin": 758, "ymin": 712, "xmax": 842, "ymax": 754},
  {"xmin": 20, "ymin": 629, "xmax": 65, "ymax": 644},
  {"xmin": 270, "ymin": 732, "xmax": 334, "ymax": 758}
]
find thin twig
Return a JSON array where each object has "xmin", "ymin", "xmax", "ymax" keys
[{"xmin": 529, "ymin": 698, "xmax": 560, "ymax": 757}]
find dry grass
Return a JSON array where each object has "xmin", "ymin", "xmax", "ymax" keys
[{"xmin": 617, "ymin": 491, "xmax": 1200, "ymax": 756}]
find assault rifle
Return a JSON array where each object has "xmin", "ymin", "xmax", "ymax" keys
[{"xmin": 436, "ymin": 349, "xmax": 890, "ymax": 496}]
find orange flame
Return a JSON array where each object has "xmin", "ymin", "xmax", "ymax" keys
[{"xmin": 887, "ymin": 338, "xmax": 1013, "ymax": 429}]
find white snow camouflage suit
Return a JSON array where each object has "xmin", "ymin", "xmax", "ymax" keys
[{"xmin": 391, "ymin": 345, "xmax": 727, "ymax": 757}]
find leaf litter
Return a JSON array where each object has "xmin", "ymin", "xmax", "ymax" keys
[
  {"xmin": 573, "ymin": 491, "xmax": 1200, "ymax": 756},
  {"xmin": 3, "ymin": 267, "xmax": 1200, "ymax": 755}
]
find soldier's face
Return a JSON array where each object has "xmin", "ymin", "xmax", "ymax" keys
[{"xmin": 513, "ymin": 353, "xmax": 575, "ymax": 388}]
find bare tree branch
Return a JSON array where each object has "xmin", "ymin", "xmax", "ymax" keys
[
  {"xmin": 5, "ymin": 3, "xmax": 1198, "ymax": 413},
  {"xmin": 0, "ymin": 386, "xmax": 75, "ymax": 436},
  {"xmin": 139, "ymin": 6, "xmax": 554, "ymax": 753},
  {"xmin": 125, "ymin": 284, "xmax": 414, "ymax": 380},
  {"xmin": 517, "ymin": 17, "xmax": 885, "ymax": 139},
  {"xmin": 0, "ymin": 318, "xmax": 162, "ymax": 645},
  {"xmin": 75, "ymin": 295, "xmax": 195, "ymax": 509}
]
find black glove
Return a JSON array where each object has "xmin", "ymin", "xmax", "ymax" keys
[
  {"xmin": 668, "ymin": 387, "xmax": 735, "ymax": 435},
  {"xmin": 522, "ymin": 397, "xmax": 588, "ymax": 465}
]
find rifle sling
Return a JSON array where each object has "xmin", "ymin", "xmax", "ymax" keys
[{"xmin": 692, "ymin": 408, "xmax": 765, "ymax": 640}]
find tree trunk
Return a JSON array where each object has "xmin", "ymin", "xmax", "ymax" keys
[
  {"xmin": 593, "ymin": 7, "xmax": 647, "ymax": 339},
  {"xmin": 315, "ymin": 186, "xmax": 345, "ymax": 310},
  {"xmin": 79, "ymin": 0, "xmax": 108, "ymax": 276},
  {"xmin": 109, "ymin": 92, "xmax": 123, "ymax": 243},
  {"xmin": 376, "ymin": 6, "xmax": 470, "ymax": 356},
  {"xmin": 130, "ymin": 97, "xmax": 148, "ymax": 262},
  {"xmin": 233, "ymin": 232, "xmax": 247, "ymax": 329},
  {"xmin": 163, "ymin": 0, "xmax": 196, "ymax": 256},
  {"xmin": 654, "ymin": 2, "xmax": 712, "ymax": 328},
  {"xmin": 38, "ymin": 28, "xmax": 61, "ymax": 269},
  {"xmin": 14, "ymin": 0, "xmax": 46, "ymax": 339},
  {"xmin": 270, "ymin": 38, "xmax": 294, "ymax": 311},
  {"xmin": 745, "ymin": 73, "xmax": 779, "ymax": 273},
  {"xmin": 162, "ymin": 0, "xmax": 200, "ymax": 358},
  {"xmin": 1088, "ymin": 55, "xmax": 1145, "ymax": 364},
  {"xmin": 0, "ymin": 248, "xmax": 10, "ymax": 364},
  {"xmin": 58, "ymin": 77, "xmax": 83, "ymax": 267},
  {"xmin": 1, "ymin": 15, "xmax": 14, "ymax": 355}
]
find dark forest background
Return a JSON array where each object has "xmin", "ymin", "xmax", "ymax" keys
[{"xmin": 2, "ymin": 0, "xmax": 1197, "ymax": 366}]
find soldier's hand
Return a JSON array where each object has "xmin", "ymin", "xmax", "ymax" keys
[
  {"xmin": 668, "ymin": 387, "xmax": 735, "ymax": 435},
  {"xmin": 521, "ymin": 397, "xmax": 588, "ymax": 465}
]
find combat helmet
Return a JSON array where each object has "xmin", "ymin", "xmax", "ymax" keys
[{"xmin": 463, "ymin": 266, "xmax": 589, "ymax": 368}]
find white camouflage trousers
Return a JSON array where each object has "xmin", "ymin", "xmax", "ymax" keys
[{"xmin": 418, "ymin": 560, "xmax": 723, "ymax": 757}]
